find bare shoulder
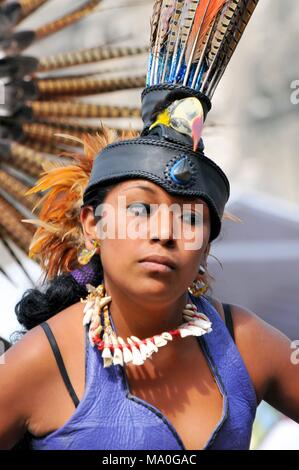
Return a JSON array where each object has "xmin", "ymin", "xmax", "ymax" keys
[
  {"xmin": 229, "ymin": 302, "xmax": 291, "ymax": 353},
  {"xmin": 208, "ymin": 295, "xmax": 285, "ymax": 348},
  {"xmin": 207, "ymin": 296, "xmax": 294, "ymax": 405},
  {"xmin": 226, "ymin": 302, "xmax": 294, "ymax": 406},
  {"xmin": 4, "ymin": 300, "xmax": 84, "ymax": 371},
  {"xmin": 43, "ymin": 300, "xmax": 84, "ymax": 348},
  {"xmin": 0, "ymin": 301, "xmax": 84, "ymax": 448}
]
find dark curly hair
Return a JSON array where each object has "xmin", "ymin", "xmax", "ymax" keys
[{"xmin": 12, "ymin": 186, "xmax": 113, "ymax": 341}]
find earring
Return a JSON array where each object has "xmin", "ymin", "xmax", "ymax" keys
[
  {"xmin": 198, "ymin": 264, "xmax": 206, "ymax": 275},
  {"xmin": 78, "ymin": 239, "xmax": 101, "ymax": 265},
  {"xmin": 188, "ymin": 264, "xmax": 208, "ymax": 297}
]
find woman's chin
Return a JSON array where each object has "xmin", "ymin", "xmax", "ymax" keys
[{"xmin": 131, "ymin": 276, "xmax": 181, "ymax": 301}]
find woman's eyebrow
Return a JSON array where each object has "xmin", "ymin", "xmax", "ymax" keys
[
  {"xmin": 120, "ymin": 186, "xmax": 206, "ymax": 209},
  {"xmin": 121, "ymin": 184, "xmax": 205, "ymax": 206}
]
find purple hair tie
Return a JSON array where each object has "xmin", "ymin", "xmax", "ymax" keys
[{"xmin": 70, "ymin": 262, "xmax": 98, "ymax": 287}]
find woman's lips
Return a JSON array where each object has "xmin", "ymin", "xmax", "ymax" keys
[
  {"xmin": 139, "ymin": 261, "xmax": 173, "ymax": 273},
  {"xmin": 138, "ymin": 255, "xmax": 176, "ymax": 273}
]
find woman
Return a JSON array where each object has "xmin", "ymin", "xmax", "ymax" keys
[
  {"xmin": 1, "ymin": 0, "xmax": 298, "ymax": 451},
  {"xmin": 1, "ymin": 127, "xmax": 299, "ymax": 450}
]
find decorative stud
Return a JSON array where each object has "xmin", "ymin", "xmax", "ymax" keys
[{"xmin": 170, "ymin": 157, "xmax": 192, "ymax": 185}]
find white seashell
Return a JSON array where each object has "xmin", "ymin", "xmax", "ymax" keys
[
  {"xmin": 102, "ymin": 347, "xmax": 112, "ymax": 359},
  {"xmin": 123, "ymin": 347, "xmax": 133, "ymax": 364},
  {"xmin": 110, "ymin": 332, "xmax": 119, "ymax": 345},
  {"xmin": 83, "ymin": 301, "xmax": 94, "ymax": 313},
  {"xmin": 118, "ymin": 337, "xmax": 133, "ymax": 364},
  {"xmin": 99, "ymin": 296, "xmax": 112, "ymax": 310},
  {"xmin": 132, "ymin": 348, "xmax": 144, "ymax": 365},
  {"xmin": 145, "ymin": 339, "xmax": 158, "ymax": 354},
  {"xmin": 102, "ymin": 331, "xmax": 110, "ymax": 346},
  {"xmin": 145, "ymin": 343, "xmax": 156, "ymax": 359},
  {"xmin": 192, "ymin": 319, "xmax": 212, "ymax": 330},
  {"xmin": 185, "ymin": 302, "xmax": 197, "ymax": 310},
  {"xmin": 135, "ymin": 345, "xmax": 146, "ymax": 361},
  {"xmin": 153, "ymin": 335, "xmax": 168, "ymax": 347},
  {"xmin": 93, "ymin": 324, "xmax": 102, "ymax": 337},
  {"xmin": 183, "ymin": 309, "xmax": 196, "ymax": 316},
  {"xmin": 117, "ymin": 336, "xmax": 126, "ymax": 346},
  {"xmin": 131, "ymin": 336, "xmax": 149, "ymax": 360},
  {"xmin": 83, "ymin": 308, "xmax": 95, "ymax": 326},
  {"xmin": 130, "ymin": 335, "xmax": 142, "ymax": 343},
  {"xmin": 161, "ymin": 332, "xmax": 173, "ymax": 341},
  {"xmin": 102, "ymin": 345, "xmax": 113, "ymax": 368},
  {"xmin": 86, "ymin": 283, "xmax": 96, "ymax": 293},
  {"xmin": 113, "ymin": 348, "xmax": 124, "ymax": 366},
  {"xmin": 185, "ymin": 303, "xmax": 194, "ymax": 309},
  {"xmin": 178, "ymin": 328, "xmax": 194, "ymax": 338},
  {"xmin": 127, "ymin": 338, "xmax": 144, "ymax": 365},
  {"xmin": 90, "ymin": 314, "xmax": 100, "ymax": 327},
  {"xmin": 184, "ymin": 324, "xmax": 206, "ymax": 336}
]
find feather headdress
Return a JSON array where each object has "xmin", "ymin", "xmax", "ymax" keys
[
  {"xmin": 83, "ymin": 0, "xmax": 259, "ymax": 242},
  {"xmin": 145, "ymin": 0, "xmax": 259, "ymax": 149},
  {"xmin": 0, "ymin": 1, "xmax": 258, "ymax": 283},
  {"xmin": 148, "ymin": 0, "xmax": 258, "ymax": 95}
]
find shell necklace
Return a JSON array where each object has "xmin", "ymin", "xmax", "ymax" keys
[{"xmin": 81, "ymin": 282, "xmax": 212, "ymax": 368}]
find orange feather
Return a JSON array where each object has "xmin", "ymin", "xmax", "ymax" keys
[
  {"xmin": 21, "ymin": 126, "xmax": 138, "ymax": 281},
  {"xmin": 186, "ymin": 0, "xmax": 227, "ymax": 63}
]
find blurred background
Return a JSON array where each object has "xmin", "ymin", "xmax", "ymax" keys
[{"xmin": 0, "ymin": 0, "xmax": 298, "ymax": 449}]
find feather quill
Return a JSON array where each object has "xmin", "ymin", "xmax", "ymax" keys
[
  {"xmin": 150, "ymin": 0, "xmax": 163, "ymax": 45},
  {"xmin": 185, "ymin": 0, "xmax": 227, "ymax": 63},
  {"xmin": 151, "ymin": 0, "xmax": 176, "ymax": 84},
  {"xmin": 202, "ymin": 0, "xmax": 259, "ymax": 96},
  {"xmin": 171, "ymin": 0, "xmax": 198, "ymax": 79},
  {"xmin": 147, "ymin": 0, "xmax": 259, "ymax": 94},
  {"xmin": 161, "ymin": 0, "xmax": 184, "ymax": 80}
]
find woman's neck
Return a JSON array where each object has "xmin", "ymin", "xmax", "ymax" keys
[{"xmin": 103, "ymin": 278, "xmax": 189, "ymax": 342}]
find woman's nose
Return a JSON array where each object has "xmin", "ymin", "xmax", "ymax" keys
[{"xmin": 149, "ymin": 205, "xmax": 175, "ymax": 243}]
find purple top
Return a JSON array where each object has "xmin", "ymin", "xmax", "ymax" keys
[{"xmin": 30, "ymin": 294, "xmax": 257, "ymax": 450}]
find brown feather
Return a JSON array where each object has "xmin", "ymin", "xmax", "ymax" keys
[{"xmin": 150, "ymin": 0, "xmax": 163, "ymax": 45}]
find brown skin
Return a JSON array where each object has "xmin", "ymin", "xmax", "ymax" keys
[
  {"xmin": 0, "ymin": 179, "xmax": 298, "ymax": 450},
  {"xmin": 81, "ymin": 179, "xmax": 211, "ymax": 354}
]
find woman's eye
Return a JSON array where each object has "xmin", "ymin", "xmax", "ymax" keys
[
  {"xmin": 182, "ymin": 212, "xmax": 202, "ymax": 226},
  {"xmin": 127, "ymin": 203, "xmax": 150, "ymax": 217}
]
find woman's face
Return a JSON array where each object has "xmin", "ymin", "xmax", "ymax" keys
[{"xmin": 81, "ymin": 179, "xmax": 211, "ymax": 304}]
